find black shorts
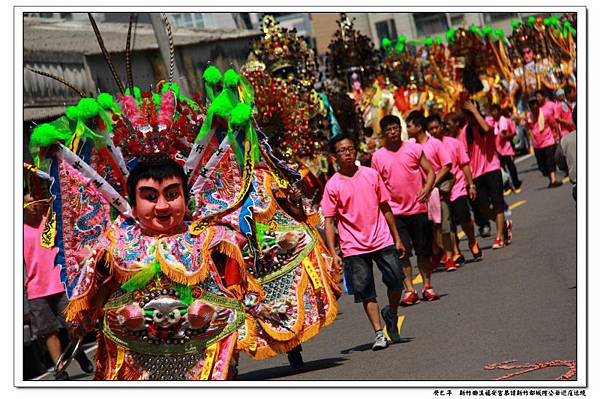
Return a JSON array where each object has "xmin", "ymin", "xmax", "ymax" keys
[
  {"xmin": 28, "ymin": 292, "xmax": 69, "ymax": 337},
  {"xmin": 343, "ymin": 245, "xmax": 405, "ymax": 303},
  {"xmin": 474, "ymin": 169, "xmax": 504, "ymax": 211},
  {"xmin": 394, "ymin": 213, "xmax": 433, "ymax": 258},
  {"xmin": 450, "ymin": 195, "xmax": 472, "ymax": 227},
  {"xmin": 534, "ymin": 144, "xmax": 557, "ymax": 176}
]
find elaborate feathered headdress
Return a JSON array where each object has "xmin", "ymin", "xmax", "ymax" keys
[{"xmin": 326, "ymin": 13, "xmax": 380, "ymax": 90}]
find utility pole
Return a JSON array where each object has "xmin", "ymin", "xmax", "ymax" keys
[{"xmin": 149, "ymin": 13, "xmax": 190, "ymax": 93}]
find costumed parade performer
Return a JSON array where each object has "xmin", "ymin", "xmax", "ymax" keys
[
  {"xmin": 242, "ymin": 15, "xmax": 335, "ymax": 193},
  {"xmin": 27, "ymin": 14, "xmax": 340, "ymax": 380},
  {"xmin": 324, "ymin": 13, "xmax": 407, "ymax": 165}
]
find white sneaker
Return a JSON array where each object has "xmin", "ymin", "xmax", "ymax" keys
[{"xmin": 372, "ymin": 332, "xmax": 389, "ymax": 351}]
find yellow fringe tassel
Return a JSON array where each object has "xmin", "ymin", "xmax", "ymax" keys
[
  {"xmin": 64, "ymin": 295, "xmax": 93, "ymax": 322},
  {"xmin": 246, "ymin": 274, "xmax": 265, "ymax": 301},
  {"xmin": 154, "ymin": 242, "xmax": 209, "ymax": 286},
  {"xmin": 216, "ymin": 241, "xmax": 245, "ymax": 270},
  {"xmin": 238, "ymin": 314, "xmax": 257, "ymax": 350},
  {"xmin": 236, "ymin": 313, "xmax": 258, "ymax": 354},
  {"xmin": 306, "ymin": 212, "xmax": 322, "ymax": 228},
  {"xmin": 226, "ymin": 283, "xmax": 244, "ymax": 301}
]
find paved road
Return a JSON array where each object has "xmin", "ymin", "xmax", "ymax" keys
[{"xmin": 35, "ymin": 155, "xmax": 578, "ymax": 382}]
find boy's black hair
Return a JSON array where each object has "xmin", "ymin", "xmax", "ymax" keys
[
  {"xmin": 379, "ymin": 114, "xmax": 401, "ymax": 131},
  {"xmin": 406, "ymin": 110, "xmax": 427, "ymax": 131},
  {"xmin": 127, "ymin": 157, "xmax": 189, "ymax": 206},
  {"xmin": 329, "ymin": 134, "xmax": 357, "ymax": 153},
  {"xmin": 489, "ymin": 103, "xmax": 501, "ymax": 112},
  {"xmin": 426, "ymin": 113, "xmax": 442, "ymax": 126},
  {"xmin": 535, "ymin": 88, "xmax": 550, "ymax": 99}
]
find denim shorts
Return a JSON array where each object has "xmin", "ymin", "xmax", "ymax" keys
[{"xmin": 343, "ymin": 245, "xmax": 405, "ymax": 303}]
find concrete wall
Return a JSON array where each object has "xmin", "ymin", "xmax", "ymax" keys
[
  {"xmin": 210, "ymin": 13, "xmax": 238, "ymax": 30},
  {"xmin": 310, "ymin": 13, "xmax": 341, "ymax": 56}
]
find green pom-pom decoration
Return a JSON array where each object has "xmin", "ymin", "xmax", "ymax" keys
[
  {"xmin": 209, "ymin": 92, "xmax": 234, "ymax": 118},
  {"xmin": 511, "ymin": 20, "xmax": 522, "ymax": 28},
  {"xmin": 381, "ymin": 37, "xmax": 391, "ymax": 48},
  {"xmin": 161, "ymin": 82, "xmax": 180, "ymax": 98},
  {"xmin": 97, "ymin": 93, "xmax": 114, "ymax": 110},
  {"xmin": 230, "ymin": 102, "xmax": 252, "ymax": 125},
  {"xmin": 469, "ymin": 25, "xmax": 482, "ymax": 36},
  {"xmin": 152, "ymin": 93, "xmax": 161, "ymax": 106},
  {"xmin": 528, "ymin": 16, "xmax": 535, "ymax": 24},
  {"xmin": 203, "ymin": 66, "xmax": 223, "ymax": 85},
  {"xmin": 543, "ymin": 18, "xmax": 550, "ymax": 25},
  {"xmin": 30, "ymin": 123, "xmax": 72, "ymax": 148},
  {"xmin": 446, "ymin": 28, "xmax": 457, "ymax": 41},
  {"xmin": 65, "ymin": 106, "xmax": 79, "ymax": 121},
  {"xmin": 223, "ymin": 69, "xmax": 241, "ymax": 87},
  {"xmin": 133, "ymin": 87, "xmax": 142, "ymax": 102},
  {"xmin": 77, "ymin": 98, "xmax": 100, "ymax": 120},
  {"xmin": 424, "ymin": 38, "xmax": 433, "ymax": 46},
  {"xmin": 496, "ymin": 29, "xmax": 505, "ymax": 37},
  {"xmin": 483, "ymin": 26, "xmax": 493, "ymax": 36},
  {"xmin": 434, "ymin": 37, "xmax": 442, "ymax": 44},
  {"xmin": 398, "ymin": 35, "xmax": 407, "ymax": 43}
]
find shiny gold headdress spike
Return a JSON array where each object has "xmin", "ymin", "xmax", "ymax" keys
[{"xmin": 250, "ymin": 15, "xmax": 318, "ymax": 82}]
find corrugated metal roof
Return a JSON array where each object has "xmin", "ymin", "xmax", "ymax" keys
[{"xmin": 24, "ymin": 17, "xmax": 261, "ymax": 56}]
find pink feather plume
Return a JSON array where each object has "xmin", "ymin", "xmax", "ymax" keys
[
  {"xmin": 158, "ymin": 90, "xmax": 176, "ymax": 128},
  {"xmin": 118, "ymin": 94, "xmax": 143, "ymax": 128}
]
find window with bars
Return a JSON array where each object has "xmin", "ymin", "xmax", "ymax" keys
[
  {"xmin": 172, "ymin": 13, "xmax": 208, "ymax": 29},
  {"xmin": 413, "ymin": 13, "xmax": 449, "ymax": 37}
]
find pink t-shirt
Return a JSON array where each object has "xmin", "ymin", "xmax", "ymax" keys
[
  {"xmin": 528, "ymin": 101, "xmax": 556, "ymax": 149},
  {"xmin": 371, "ymin": 141, "xmax": 427, "ymax": 216},
  {"xmin": 320, "ymin": 166, "xmax": 394, "ymax": 257},
  {"xmin": 441, "ymin": 136, "xmax": 471, "ymax": 202},
  {"xmin": 488, "ymin": 115, "xmax": 516, "ymax": 157},
  {"xmin": 420, "ymin": 135, "xmax": 453, "ymax": 173},
  {"xmin": 24, "ymin": 216, "xmax": 63, "ymax": 300},
  {"xmin": 554, "ymin": 101, "xmax": 574, "ymax": 138},
  {"xmin": 458, "ymin": 123, "xmax": 501, "ymax": 179}
]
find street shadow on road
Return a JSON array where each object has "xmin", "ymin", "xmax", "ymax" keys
[
  {"xmin": 340, "ymin": 337, "xmax": 415, "ymax": 354},
  {"xmin": 237, "ymin": 357, "xmax": 349, "ymax": 380}
]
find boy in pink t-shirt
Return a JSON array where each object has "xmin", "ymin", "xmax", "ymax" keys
[
  {"xmin": 553, "ymin": 89, "xmax": 575, "ymax": 139},
  {"xmin": 527, "ymin": 91, "xmax": 562, "ymax": 188},
  {"xmin": 413, "ymin": 115, "xmax": 453, "ymax": 272},
  {"xmin": 322, "ymin": 134, "xmax": 407, "ymax": 349},
  {"xmin": 488, "ymin": 104, "xmax": 522, "ymax": 192},
  {"xmin": 23, "ymin": 193, "xmax": 94, "ymax": 379},
  {"xmin": 428, "ymin": 113, "xmax": 483, "ymax": 267},
  {"xmin": 372, "ymin": 113, "xmax": 438, "ymax": 304},
  {"xmin": 458, "ymin": 100, "xmax": 509, "ymax": 249}
]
